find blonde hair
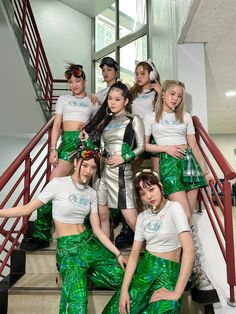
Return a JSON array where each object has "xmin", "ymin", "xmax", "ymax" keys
[{"xmin": 155, "ymin": 80, "xmax": 185, "ymax": 123}]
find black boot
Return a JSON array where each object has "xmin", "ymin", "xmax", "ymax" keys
[
  {"xmin": 20, "ymin": 236, "xmax": 50, "ymax": 251},
  {"xmin": 115, "ymin": 221, "xmax": 134, "ymax": 250},
  {"xmin": 190, "ymin": 225, "xmax": 220, "ymax": 304}
]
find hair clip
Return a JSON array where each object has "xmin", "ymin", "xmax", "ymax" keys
[{"xmin": 135, "ymin": 169, "xmax": 159, "ymax": 179}]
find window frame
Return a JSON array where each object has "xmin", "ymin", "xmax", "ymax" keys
[{"xmin": 91, "ymin": 0, "xmax": 150, "ymax": 92}]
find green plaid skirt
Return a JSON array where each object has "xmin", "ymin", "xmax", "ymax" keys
[{"xmin": 160, "ymin": 148, "xmax": 207, "ymax": 196}]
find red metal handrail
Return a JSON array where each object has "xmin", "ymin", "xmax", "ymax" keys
[
  {"xmin": 0, "ymin": 117, "xmax": 54, "ymax": 277},
  {"xmin": 9, "ymin": 0, "xmax": 67, "ymax": 113},
  {"xmin": 193, "ymin": 116, "xmax": 236, "ymax": 305}
]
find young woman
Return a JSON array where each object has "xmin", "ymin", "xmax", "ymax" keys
[
  {"xmin": 102, "ymin": 170, "xmax": 194, "ymax": 314},
  {"xmin": 129, "ymin": 59, "xmax": 161, "ymax": 173},
  {"xmin": 21, "ymin": 64, "xmax": 99, "ymax": 251},
  {"xmin": 81, "ymin": 81, "xmax": 145, "ymax": 238},
  {"xmin": 96, "ymin": 56, "xmax": 120, "ymax": 104},
  {"xmin": 114, "ymin": 59, "xmax": 161, "ymax": 251},
  {"xmin": 144, "ymin": 80, "xmax": 219, "ymax": 303},
  {"xmin": 0, "ymin": 148, "xmax": 126, "ymax": 314}
]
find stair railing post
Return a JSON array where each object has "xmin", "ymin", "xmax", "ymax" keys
[
  {"xmin": 22, "ymin": 0, "xmax": 28, "ymax": 45},
  {"xmin": 35, "ymin": 40, "xmax": 40, "ymax": 81},
  {"xmin": 22, "ymin": 155, "xmax": 31, "ymax": 234},
  {"xmin": 46, "ymin": 130, "xmax": 52, "ymax": 181},
  {"xmin": 223, "ymin": 179, "xmax": 236, "ymax": 305}
]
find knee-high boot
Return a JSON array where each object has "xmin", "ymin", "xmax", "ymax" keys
[{"xmin": 190, "ymin": 225, "xmax": 220, "ymax": 304}]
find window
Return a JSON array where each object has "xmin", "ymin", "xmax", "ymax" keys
[
  {"xmin": 120, "ymin": 35, "xmax": 147, "ymax": 86},
  {"xmin": 119, "ymin": 0, "xmax": 146, "ymax": 38},
  {"xmin": 95, "ymin": 3, "xmax": 116, "ymax": 52},
  {"xmin": 93, "ymin": 0, "xmax": 148, "ymax": 93}
]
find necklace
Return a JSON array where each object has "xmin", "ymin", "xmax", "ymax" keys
[
  {"xmin": 148, "ymin": 198, "xmax": 166, "ymax": 215},
  {"xmin": 70, "ymin": 176, "xmax": 86, "ymax": 190},
  {"xmin": 113, "ymin": 111, "xmax": 126, "ymax": 120}
]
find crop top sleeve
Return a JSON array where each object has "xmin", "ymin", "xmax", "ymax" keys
[
  {"xmin": 144, "ymin": 111, "xmax": 195, "ymax": 146},
  {"xmin": 37, "ymin": 177, "xmax": 97, "ymax": 224},
  {"xmin": 55, "ymin": 94, "xmax": 99, "ymax": 122},
  {"xmin": 134, "ymin": 200, "xmax": 190, "ymax": 252}
]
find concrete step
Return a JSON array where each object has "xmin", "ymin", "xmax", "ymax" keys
[{"xmin": 8, "ymin": 272, "xmax": 205, "ymax": 314}]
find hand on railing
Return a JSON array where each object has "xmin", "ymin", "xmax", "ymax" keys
[{"xmin": 205, "ymin": 173, "xmax": 215, "ymax": 185}]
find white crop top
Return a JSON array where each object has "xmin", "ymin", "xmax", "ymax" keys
[
  {"xmin": 131, "ymin": 90, "xmax": 156, "ymax": 119},
  {"xmin": 134, "ymin": 200, "xmax": 190, "ymax": 252},
  {"xmin": 37, "ymin": 177, "xmax": 97, "ymax": 224},
  {"xmin": 55, "ymin": 94, "xmax": 99, "ymax": 122},
  {"xmin": 144, "ymin": 111, "xmax": 195, "ymax": 146}
]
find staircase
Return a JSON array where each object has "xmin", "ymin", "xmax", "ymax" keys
[
  {"xmin": 1, "ymin": 0, "xmax": 67, "ymax": 121},
  {"xmin": 4, "ymin": 238, "xmax": 208, "ymax": 314}
]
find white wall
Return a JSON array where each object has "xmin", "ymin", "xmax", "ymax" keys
[
  {"xmin": 0, "ymin": 3, "xmax": 45, "ymax": 136},
  {"xmin": 0, "ymin": 136, "xmax": 33, "ymax": 177},
  {"xmin": 210, "ymin": 134, "xmax": 236, "ymax": 179},
  {"xmin": 177, "ymin": 43, "xmax": 208, "ymax": 129},
  {"xmin": 30, "ymin": 0, "xmax": 92, "ymax": 92}
]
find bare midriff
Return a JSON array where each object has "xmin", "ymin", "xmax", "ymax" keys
[
  {"xmin": 54, "ymin": 220, "xmax": 86, "ymax": 238},
  {"xmin": 63, "ymin": 120, "xmax": 86, "ymax": 131},
  {"xmin": 169, "ymin": 144, "xmax": 188, "ymax": 150},
  {"xmin": 148, "ymin": 247, "xmax": 181, "ymax": 263}
]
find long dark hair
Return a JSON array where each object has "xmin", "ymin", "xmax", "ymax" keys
[{"xmin": 84, "ymin": 81, "xmax": 130, "ymax": 146}]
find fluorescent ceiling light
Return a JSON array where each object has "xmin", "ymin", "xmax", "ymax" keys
[{"xmin": 225, "ymin": 91, "xmax": 236, "ymax": 97}]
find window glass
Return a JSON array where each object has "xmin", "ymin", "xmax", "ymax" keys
[
  {"xmin": 120, "ymin": 36, "xmax": 147, "ymax": 87},
  {"xmin": 119, "ymin": 0, "xmax": 146, "ymax": 38},
  {"xmin": 95, "ymin": 3, "xmax": 116, "ymax": 52}
]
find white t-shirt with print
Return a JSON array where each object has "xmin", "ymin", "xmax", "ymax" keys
[
  {"xmin": 37, "ymin": 176, "xmax": 97, "ymax": 224},
  {"xmin": 134, "ymin": 200, "xmax": 190, "ymax": 252},
  {"xmin": 144, "ymin": 111, "xmax": 195, "ymax": 146}
]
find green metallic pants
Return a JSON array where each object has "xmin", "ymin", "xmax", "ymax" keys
[
  {"xmin": 33, "ymin": 202, "xmax": 53, "ymax": 241},
  {"xmin": 102, "ymin": 251, "xmax": 182, "ymax": 314},
  {"xmin": 56, "ymin": 229, "xmax": 124, "ymax": 314},
  {"xmin": 33, "ymin": 131, "xmax": 81, "ymax": 241}
]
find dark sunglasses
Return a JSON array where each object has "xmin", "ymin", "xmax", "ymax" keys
[{"xmin": 65, "ymin": 66, "xmax": 86, "ymax": 80}]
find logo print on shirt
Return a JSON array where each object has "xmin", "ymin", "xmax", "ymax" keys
[
  {"xmin": 69, "ymin": 194, "xmax": 90, "ymax": 207},
  {"xmin": 69, "ymin": 100, "xmax": 88, "ymax": 108},
  {"xmin": 161, "ymin": 119, "xmax": 179, "ymax": 126},
  {"xmin": 144, "ymin": 220, "xmax": 162, "ymax": 233}
]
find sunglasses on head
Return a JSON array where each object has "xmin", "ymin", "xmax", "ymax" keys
[
  {"xmin": 65, "ymin": 66, "xmax": 85, "ymax": 80},
  {"xmin": 81, "ymin": 149, "xmax": 101, "ymax": 162}
]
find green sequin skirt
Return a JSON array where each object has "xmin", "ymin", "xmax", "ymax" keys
[{"xmin": 58, "ymin": 130, "xmax": 81, "ymax": 162}]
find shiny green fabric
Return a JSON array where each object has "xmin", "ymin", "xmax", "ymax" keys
[
  {"xmin": 58, "ymin": 130, "xmax": 81, "ymax": 162},
  {"xmin": 56, "ymin": 229, "xmax": 124, "ymax": 314},
  {"xmin": 33, "ymin": 201, "xmax": 53, "ymax": 241},
  {"xmin": 159, "ymin": 151, "xmax": 207, "ymax": 196},
  {"xmin": 102, "ymin": 251, "xmax": 181, "ymax": 314}
]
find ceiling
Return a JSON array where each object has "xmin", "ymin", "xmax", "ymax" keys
[
  {"xmin": 59, "ymin": 0, "xmax": 236, "ymax": 134},
  {"xmin": 182, "ymin": 0, "xmax": 236, "ymax": 134}
]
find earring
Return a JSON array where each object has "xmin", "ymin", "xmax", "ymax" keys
[{"xmin": 106, "ymin": 106, "xmax": 113, "ymax": 116}]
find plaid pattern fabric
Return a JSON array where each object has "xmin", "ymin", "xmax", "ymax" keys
[{"xmin": 181, "ymin": 148, "xmax": 203, "ymax": 183}]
